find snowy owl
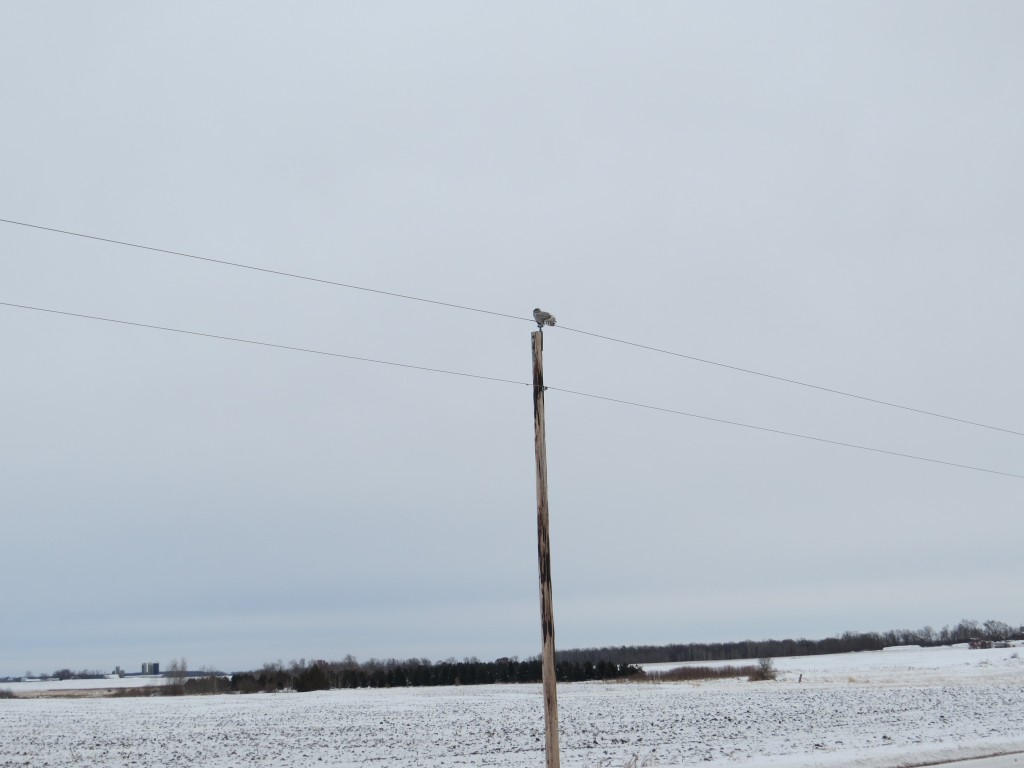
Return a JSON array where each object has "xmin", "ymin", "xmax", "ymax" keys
[{"xmin": 533, "ymin": 308, "xmax": 557, "ymax": 329}]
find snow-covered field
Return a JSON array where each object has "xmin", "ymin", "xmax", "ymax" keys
[
  {"xmin": 3, "ymin": 675, "xmax": 163, "ymax": 695},
  {"xmin": 2, "ymin": 645, "xmax": 1023, "ymax": 767}
]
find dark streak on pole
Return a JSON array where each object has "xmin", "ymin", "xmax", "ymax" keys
[{"xmin": 532, "ymin": 329, "xmax": 560, "ymax": 768}]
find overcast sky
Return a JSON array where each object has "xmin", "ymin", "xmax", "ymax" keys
[{"xmin": 2, "ymin": 2, "xmax": 1023, "ymax": 677}]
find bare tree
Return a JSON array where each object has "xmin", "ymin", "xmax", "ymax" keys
[
  {"xmin": 983, "ymin": 620, "xmax": 1012, "ymax": 642},
  {"xmin": 166, "ymin": 657, "xmax": 188, "ymax": 694},
  {"xmin": 750, "ymin": 658, "xmax": 778, "ymax": 681}
]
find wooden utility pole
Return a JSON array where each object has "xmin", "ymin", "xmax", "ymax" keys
[{"xmin": 532, "ymin": 329, "xmax": 560, "ymax": 768}]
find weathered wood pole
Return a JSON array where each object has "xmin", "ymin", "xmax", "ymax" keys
[{"xmin": 532, "ymin": 329, "xmax": 561, "ymax": 768}]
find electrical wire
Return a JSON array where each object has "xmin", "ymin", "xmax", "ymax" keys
[
  {"xmin": 554, "ymin": 326, "xmax": 1024, "ymax": 437},
  {"xmin": 546, "ymin": 386, "xmax": 1024, "ymax": 480},
  {"xmin": 0, "ymin": 218, "xmax": 526, "ymax": 323},
  {"xmin": 2, "ymin": 216, "xmax": 1020, "ymax": 436},
  {"xmin": 3, "ymin": 299, "xmax": 1021, "ymax": 481},
  {"xmin": 0, "ymin": 301, "xmax": 529, "ymax": 387}
]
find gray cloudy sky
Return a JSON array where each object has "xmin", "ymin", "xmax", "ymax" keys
[{"xmin": 2, "ymin": 2, "xmax": 1023, "ymax": 677}]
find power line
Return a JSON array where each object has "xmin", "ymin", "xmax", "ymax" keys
[
  {"xmin": 554, "ymin": 326, "xmax": 1024, "ymax": 437},
  {"xmin": 3, "ymin": 299, "xmax": 1021, "ymax": 481},
  {"xmin": 2, "ymin": 216, "xmax": 1020, "ymax": 437},
  {"xmin": 0, "ymin": 218, "xmax": 527, "ymax": 324},
  {"xmin": 547, "ymin": 386, "xmax": 1024, "ymax": 481},
  {"xmin": 0, "ymin": 301, "xmax": 529, "ymax": 387}
]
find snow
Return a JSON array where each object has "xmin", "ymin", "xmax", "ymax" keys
[
  {"xmin": 1, "ymin": 646, "xmax": 1022, "ymax": 767},
  {"xmin": 4, "ymin": 675, "xmax": 162, "ymax": 694},
  {"xmin": 641, "ymin": 644, "xmax": 1024, "ymax": 685}
]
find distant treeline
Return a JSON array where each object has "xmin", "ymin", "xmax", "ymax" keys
[
  {"xmin": 556, "ymin": 618, "xmax": 1024, "ymax": 665},
  {"xmin": 1, "ymin": 668, "xmax": 107, "ymax": 683},
  {"xmin": 227, "ymin": 617, "xmax": 1020, "ymax": 694},
  {"xmin": 230, "ymin": 657, "xmax": 640, "ymax": 693},
  {"xmin": 12, "ymin": 617, "xmax": 1021, "ymax": 695}
]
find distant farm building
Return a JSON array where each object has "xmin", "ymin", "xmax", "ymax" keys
[{"xmin": 142, "ymin": 662, "xmax": 160, "ymax": 674}]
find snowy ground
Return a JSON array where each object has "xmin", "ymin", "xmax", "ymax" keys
[
  {"xmin": 1, "ymin": 645, "xmax": 1022, "ymax": 767},
  {"xmin": 3, "ymin": 675, "xmax": 164, "ymax": 695}
]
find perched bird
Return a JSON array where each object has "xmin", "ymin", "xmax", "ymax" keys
[{"xmin": 533, "ymin": 307, "xmax": 557, "ymax": 329}]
